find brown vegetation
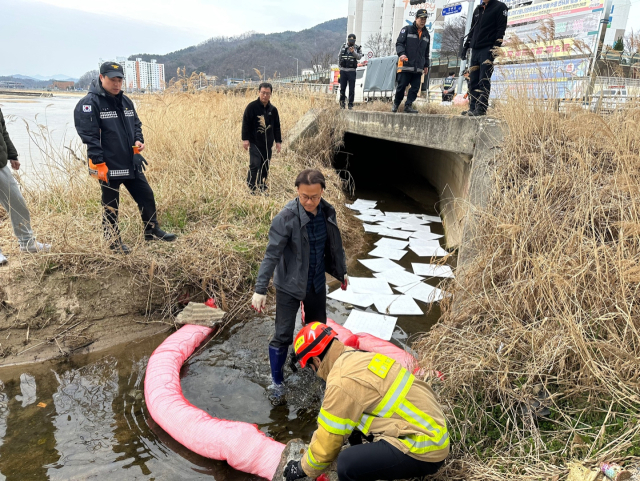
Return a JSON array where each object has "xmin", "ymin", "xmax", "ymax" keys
[{"xmin": 417, "ymin": 100, "xmax": 640, "ymax": 479}]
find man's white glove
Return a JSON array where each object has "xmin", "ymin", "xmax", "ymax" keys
[{"xmin": 251, "ymin": 293, "xmax": 267, "ymax": 312}]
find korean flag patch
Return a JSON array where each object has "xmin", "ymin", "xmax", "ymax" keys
[{"xmin": 83, "ymin": 105, "xmax": 92, "ymax": 113}]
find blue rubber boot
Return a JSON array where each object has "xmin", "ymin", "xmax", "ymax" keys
[{"xmin": 268, "ymin": 346, "xmax": 289, "ymax": 405}]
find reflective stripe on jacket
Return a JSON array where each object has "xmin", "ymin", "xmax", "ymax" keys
[{"xmin": 301, "ymin": 342, "xmax": 449, "ymax": 477}]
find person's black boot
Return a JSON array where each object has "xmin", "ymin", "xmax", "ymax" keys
[
  {"xmin": 461, "ymin": 110, "xmax": 470, "ymax": 116},
  {"xmin": 391, "ymin": 103, "xmax": 399, "ymax": 113},
  {"xmin": 109, "ymin": 238, "xmax": 131, "ymax": 254},
  {"xmin": 348, "ymin": 104, "xmax": 353, "ymax": 110},
  {"xmin": 145, "ymin": 224, "xmax": 177, "ymax": 242},
  {"xmin": 467, "ymin": 110, "xmax": 486, "ymax": 117},
  {"xmin": 403, "ymin": 104, "xmax": 418, "ymax": 114}
]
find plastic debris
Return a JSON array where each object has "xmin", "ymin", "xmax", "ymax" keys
[{"xmin": 175, "ymin": 301, "xmax": 226, "ymax": 326}]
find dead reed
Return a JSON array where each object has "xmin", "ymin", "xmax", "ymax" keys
[
  {"xmin": 416, "ymin": 99, "xmax": 640, "ymax": 478},
  {"xmin": 1, "ymin": 89, "xmax": 352, "ymax": 321}
]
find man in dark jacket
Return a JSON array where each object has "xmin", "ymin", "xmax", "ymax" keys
[
  {"xmin": 251, "ymin": 169, "xmax": 348, "ymax": 405},
  {"xmin": 242, "ymin": 83, "xmax": 282, "ymax": 192},
  {"xmin": 338, "ymin": 34, "xmax": 363, "ymax": 110},
  {"xmin": 74, "ymin": 62, "xmax": 176, "ymax": 253},
  {"xmin": 393, "ymin": 9, "xmax": 431, "ymax": 114},
  {"xmin": 460, "ymin": 0, "xmax": 508, "ymax": 116},
  {"xmin": 0, "ymin": 107, "xmax": 50, "ymax": 264}
]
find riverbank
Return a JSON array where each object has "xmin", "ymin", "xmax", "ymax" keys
[
  {"xmin": 418, "ymin": 101, "xmax": 640, "ymax": 479},
  {"xmin": 0, "ymin": 90, "xmax": 357, "ymax": 365}
]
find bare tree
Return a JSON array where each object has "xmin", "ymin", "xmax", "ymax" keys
[
  {"xmin": 440, "ymin": 16, "xmax": 467, "ymax": 55},
  {"xmin": 77, "ymin": 69, "xmax": 99, "ymax": 89},
  {"xmin": 625, "ymin": 29, "xmax": 640, "ymax": 54},
  {"xmin": 310, "ymin": 50, "xmax": 336, "ymax": 73},
  {"xmin": 364, "ymin": 33, "xmax": 395, "ymax": 58}
]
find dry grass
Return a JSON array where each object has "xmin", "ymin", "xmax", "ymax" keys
[
  {"xmin": 416, "ymin": 99, "xmax": 640, "ymax": 478},
  {"xmin": 356, "ymin": 96, "xmax": 467, "ymax": 115},
  {"xmin": 1, "ymin": 89, "xmax": 353, "ymax": 321}
]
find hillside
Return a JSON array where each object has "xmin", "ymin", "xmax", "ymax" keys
[{"xmin": 129, "ymin": 18, "xmax": 347, "ymax": 82}]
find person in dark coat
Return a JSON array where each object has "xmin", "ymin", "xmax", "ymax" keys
[
  {"xmin": 250, "ymin": 169, "xmax": 348, "ymax": 405},
  {"xmin": 74, "ymin": 61, "xmax": 176, "ymax": 254},
  {"xmin": 460, "ymin": 0, "xmax": 508, "ymax": 116},
  {"xmin": 392, "ymin": 9, "xmax": 431, "ymax": 114},
  {"xmin": 242, "ymin": 83, "xmax": 282, "ymax": 192}
]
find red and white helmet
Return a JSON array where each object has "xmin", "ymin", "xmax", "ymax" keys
[{"xmin": 293, "ymin": 322, "xmax": 337, "ymax": 368}]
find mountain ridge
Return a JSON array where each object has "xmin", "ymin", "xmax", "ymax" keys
[{"xmin": 129, "ymin": 17, "xmax": 348, "ymax": 82}]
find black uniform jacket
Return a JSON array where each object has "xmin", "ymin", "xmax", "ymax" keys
[
  {"xmin": 241, "ymin": 98, "xmax": 282, "ymax": 155},
  {"xmin": 396, "ymin": 22, "xmax": 431, "ymax": 73},
  {"xmin": 464, "ymin": 0, "xmax": 509, "ymax": 50},
  {"xmin": 74, "ymin": 79, "xmax": 143, "ymax": 181}
]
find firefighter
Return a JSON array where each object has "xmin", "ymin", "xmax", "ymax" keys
[
  {"xmin": 441, "ymin": 72, "xmax": 456, "ymax": 102},
  {"xmin": 392, "ymin": 9, "xmax": 431, "ymax": 114},
  {"xmin": 460, "ymin": 0, "xmax": 508, "ymax": 116},
  {"xmin": 251, "ymin": 170, "xmax": 348, "ymax": 405},
  {"xmin": 338, "ymin": 34, "xmax": 363, "ymax": 110},
  {"xmin": 74, "ymin": 62, "xmax": 176, "ymax": 253},
  {"xmin": 283, "ymin": 323, "xmax": 449, "ymax": 481},
  {"xmin": 242, "ymin": 82, "xmax": 282, "ymax": 192}
]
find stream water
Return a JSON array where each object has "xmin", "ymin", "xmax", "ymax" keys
[{"xmin": 0, "ymin": 185, "xmax": 452, "ymax": 480}]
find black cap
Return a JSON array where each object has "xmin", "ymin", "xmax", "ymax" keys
[
  {"xmin": 348, "ymin": 33, "xmax": 356, "ymax": 40},
  {"xmin": 100, "ymin": 61, "xmax": 124, "ymax": 78},
  {"xmin": 416, "ymin": 9, "xmax": 429, "ymax": 18}
]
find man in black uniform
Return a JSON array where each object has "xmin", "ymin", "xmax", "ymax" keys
[
  {"xmin": 338, "ymin": 34, "xmax": 363, "ymax": 110},
  {"xmin": 441, "ymin": 72, "xmax": 456, "ymax": 101},
  {"xmin": 242, "ymin": 83, "xmax": 282, "ymax": 193},
  {"xmin": 74, "ymin": 62, "xmax": 177, "ymax": 254},
  {"xmin": 460, "ymin": 0, "xmax": 508, "ymax": 116},
  {"xmin": 393, "ymin": 9, "xmax": 431, "ymax": 114}
]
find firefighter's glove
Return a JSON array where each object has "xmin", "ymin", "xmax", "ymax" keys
[
  {"xmin": 133, "ymin": 153, "xmax": 148, "ymax": 173},
  {"xmin": 88, "ymin": 159, "xmax": 108, "ymax": 182},
  {"xmin": 460, "ymin": 46, "xmax": 469, "ymax": 61},
  {"xmin": 251, "ymin": 293, "xmax": 267, "ymax": 313},
  {"xmin": 341, "ymin": 274, "xmax": 349, "ymax": 291},
  {"xmin": 283, "ymin": 460, "xmax": 306, "ymax": 481}
]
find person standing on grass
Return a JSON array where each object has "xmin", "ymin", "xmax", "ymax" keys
[
  {"xmin": 250, "ymin": 169, "xmax": 348, "ymax": 405},
  {"xmin": 459, "ymin": 0, "xmax": 508, "ymax": 117},
  {"xmin": 392, "ymin": 9, "xmax": 431, "ymax": 114},
  {"xmin": 0, "ymin": 107, "xmax": 51, "ymax": 265},
  {"xmin": 242, "ymin": 83, "xmax": 282, "ymax": 193},
  {"xmin": 73, "ymin": 61, "xmax": 177, "ymax": 255}
]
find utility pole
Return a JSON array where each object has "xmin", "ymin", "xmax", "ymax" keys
[
  {"xmin": 239, "ymin": 69, "xmax": 245, "ymax": 80},
  {"xmin": 585, "ymin": 0, "xmax": 613, "ymax": 105},
  {"xmin": 457, "ymin": 0, "xmax": 477, "ymax": 93},
  {"xmin": 290, "ymin": 57, "xmax": 299, "ymax": 78}
]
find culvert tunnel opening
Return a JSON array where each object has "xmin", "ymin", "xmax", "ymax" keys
[{"xmin": 333, "ymin": 131, "xmax": 473, "ymax": 249}]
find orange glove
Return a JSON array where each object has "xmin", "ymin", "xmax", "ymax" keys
[{"xmin": 88, "ymin": 159, "xmax": 108, "ymax": 182}]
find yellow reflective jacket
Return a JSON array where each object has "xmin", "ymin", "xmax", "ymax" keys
[{"xmin": 301, "ymin": 341, "xmax": 449, "ymax": 477}]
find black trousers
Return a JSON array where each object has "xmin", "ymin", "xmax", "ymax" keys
[
  {"xmin": 394, "ymin": 72, "xmax": 422, "ymax": 107},
  {"xmin": 339, "ymin": 70, "xmax": 356, "ymax": 107},
  {"xmin": 100, "ymin": 173, "xmax": 158, "ymax": 239},
  {"xmin": 270, "ymin": 287, "xmax": 326, "ymax": 349},
  {"xmin": 468, "ymin": 46, "xmax": 495, "ymax": 114},
  {"xmin": 246, "ymin": 144, "xmax": 271, "ymax": 192},
  {"xmin": 337, "ymin": 439, "xmax": 444, "ymax": 481}
]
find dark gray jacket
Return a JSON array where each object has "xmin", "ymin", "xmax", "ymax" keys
[
  {"xmin": 0, "ymin": 108, "xmax": 18, "ymax": 169},
  {"xmin": 255, "ymin": 198, "xmax": 347, "ymax": 300}
]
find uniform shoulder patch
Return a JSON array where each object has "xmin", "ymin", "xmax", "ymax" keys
[
  {"xmin": 82, "ymin": 105, "xmax": 91, "ymax": 113},
  {"xmin": 503, "ymin": 9, "xmax": 508, "ymax": 15},
  {"xmin": 401, "ymin": 28, "xmax": 406, "ymax": 33},
  {"xmin": 368, "ymin": 354, "xmax": 395, "ymax": 379}
]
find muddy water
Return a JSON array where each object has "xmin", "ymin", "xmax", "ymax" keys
[{"xmin": 0, "ymin": 184, "xmax": 452, "ymax": 480}]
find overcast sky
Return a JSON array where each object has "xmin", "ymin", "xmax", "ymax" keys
[
  {"xmin": 1, "ymin": 0, "xmax": 348, "ymax": 78},
  {"xmin": 2, "ymin": 0, "xmax": 640, "ymax": 78}
]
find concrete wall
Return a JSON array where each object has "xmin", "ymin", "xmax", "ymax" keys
[{"xmin": 341, "ymin": 111, "xmax": 502, "ymax": 249}]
